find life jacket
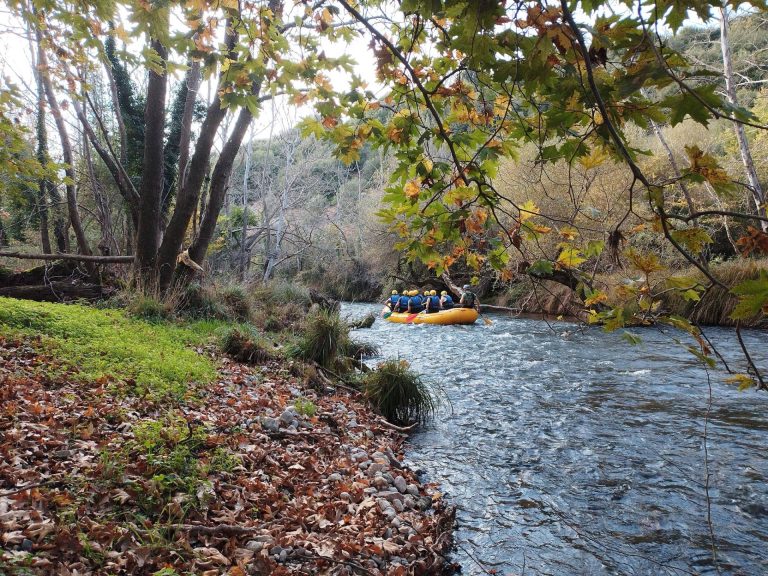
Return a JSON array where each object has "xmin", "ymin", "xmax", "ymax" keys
[
  {"xmin": 441, "ymin": 295, "xmax": 454, "ymax": 309},
  {"xmin": 389, "ymin": 295, "xmax": 399, "ymax": 307},
  {"xmin": 462, "ymin": 291, "xmax": 476, "ymax": 308},
  {"xmin": 397, "ymin": 295, "xmax": 410, "ymax": 311},
  {"xmin": 427, "ymin": 295, "xmax": 440, "ymax": 311},
  {"xmin": 409, "ymin": 295, "xmax": 423, "ymax": 312}
]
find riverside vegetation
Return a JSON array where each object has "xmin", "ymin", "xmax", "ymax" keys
[{"xmin": 0, "ymin": 286, "xmax": 453, "ymax": 575}]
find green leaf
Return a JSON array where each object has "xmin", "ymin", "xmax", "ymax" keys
[
  {"xmin": 730, "ymin": 270, "xmax": 768, "ymax": 320},
  {"xmin": 527, "ymin": 260, "xmax": 554, "ymax": 276},
  {"xmin": 621, "ymin": 331, "xmax": 642, "ymax": 345}
]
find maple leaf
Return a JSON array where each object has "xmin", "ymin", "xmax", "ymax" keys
[{"xmin": 736, "ymin": 226, "xmax": 768, "ymax": 257}]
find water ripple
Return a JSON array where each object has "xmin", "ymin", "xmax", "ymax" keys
[{"xmin": 343, "ymin": 304, "xmax": 768, "ymax": 576}]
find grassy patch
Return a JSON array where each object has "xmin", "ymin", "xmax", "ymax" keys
[{"xmin": 0, "ymin": 297, "xmax": 217, "ymax": 398}]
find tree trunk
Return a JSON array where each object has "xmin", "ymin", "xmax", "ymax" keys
[
  {"xmin": 135, "ymin": 38, "xmax": 168, "ymax": 278},
  {"xmin": 186, "ymin": 106, "xmax": 255, "ymax": 271},
  {"xmin": 240, "ymin": 130, "xmax": 253, "ymax": 280},
  {"xmin": 720, "ymin": 5, "xmax": 768, "ymax": 232},
  {"xmin": 156, "ymin": 29, "xmax": 237, "ymax": 289},
  {"xmin": 32, "ymin": 35, "xmax": 52, "ymax": 254},
  {"xmin": 36, "ymin": 29, "xmax": 92, "ymax": 261}
]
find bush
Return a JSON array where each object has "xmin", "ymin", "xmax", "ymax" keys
[
  {"xmin": 362, "ymin": 359, "xmax": 438, "ymax": 426},
  {"xmin": 293, "ymin": 309, "xmax": 350, "ymax": 368},
  {"xmin": 220, "ymin": 326, "xmax": 274, "ymax": 364}
]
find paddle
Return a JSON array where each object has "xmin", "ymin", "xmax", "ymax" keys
[
  {"xmin": 382, "ymin": 311, "xmax": 393, "ymax": 319},
  {"xmin": 405, "ymin": 312, "xmax": 422, "ymax": 323},
  {"xmin": 481, "ymin": 315, "xmax": 493, "ymax": 326}
]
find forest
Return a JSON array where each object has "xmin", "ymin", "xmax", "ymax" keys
[{"xmin": 1, "ymin": 0, "xmax": 768, "ymax": 574}]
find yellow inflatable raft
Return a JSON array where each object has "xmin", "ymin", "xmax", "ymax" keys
[{"xmin": 382, "ymin": 307, "xmax": 479, "ymax": 325}]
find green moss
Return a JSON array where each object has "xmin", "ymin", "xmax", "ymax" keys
[{"xmin": 0, "ymin": 297, "xmax": 217, "ymax": 398}]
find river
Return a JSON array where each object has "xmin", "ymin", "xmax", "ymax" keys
[{"xmin": 342, "ymin": 303, "xmax": 768, "ymax": 576}]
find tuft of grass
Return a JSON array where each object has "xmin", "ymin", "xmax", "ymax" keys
[
  {"xmin": 221, "ymin": 285, "xmax": 252, "ymax": 322},
  {"xmin": 362, "ymin": 359, "xmax": 438, "ymax": 426},
  {"xmin": 658, "ymin": 258, "xmax": 768, "ymax": 326},
  {"xmin": 346, "ymin": 340, "xmax": 380, "ymax": 359},
  {"xmin": 293, "ymin": 397, "xmax": 317, "ymax": 417},
  {"xmin": 293, "ymin": 309, "xmax": 350, "ymax": 369},
  {"xmin": 0, "ymin": 297, "xmax": 217, "ymax": 398},
  {"xmin": 220, "ymin": 326, "xmax": 274, "ymax": 364},
  {"xmin": 176, "ymin": 282, "xmax": 229, "ymax": 319},
  {"xmin": 126, "ymin": 294, "xmax": 174, "ymax": 321}
]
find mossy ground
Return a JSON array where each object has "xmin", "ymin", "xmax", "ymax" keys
[{"xmin": 0, "ymin": 297, "xmax": 220, "ymax": 399}]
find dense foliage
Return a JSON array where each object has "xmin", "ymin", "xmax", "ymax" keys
[{"xmin": 0, "ymin": 0, "xmax": 766, "ymax": 385}]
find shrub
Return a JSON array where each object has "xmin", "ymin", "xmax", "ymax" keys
[
  {"xmin": 362, "ymin": 359, "xmax": 438, "ymax": 426},
  {"xmin": 220, "ymin": 326, "xmax": 274, "ymax": 364},
  {"xmin": 294, "ymin": 397, "xmax": 317, "ymax": 417},
  {"xmin": 294, "ymin": 309, "xmax": 350, "ymax": 368}
]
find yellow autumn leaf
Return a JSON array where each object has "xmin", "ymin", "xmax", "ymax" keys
[
  {"xmin": 519, "ymin": 200, "xmax": 539, "ymax": 222},
  {"xmin": 557, "ymin": 247, "xmax": 586, "ymax": 268},
  {"xmin": 404, "ymin": 179, "xmax": 421, "ymax": 200},
  {"xmin": 579, "ymin": 147, "xmax": 608, "ymax": 170},
  {"xmin": 584, "ymin": 291, "xmax": 608, "ymax": 307}
]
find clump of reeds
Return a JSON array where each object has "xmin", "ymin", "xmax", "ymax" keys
[
  {"xmin": 293, "ymin": 309, "xmax": 351, "ymax": 368},
  {"xmin": 362, "ymin": 359, "xmax": 438, "ymax": 426}
]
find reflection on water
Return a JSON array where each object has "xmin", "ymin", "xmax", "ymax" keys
[{"xmin": 343, "ymin": 304, "xmax": 768, "ymax": 576}]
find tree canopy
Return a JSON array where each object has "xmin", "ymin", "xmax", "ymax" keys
[{"xmin": 1, "ymin": 0, "xmax": 767, "ymax": 385}]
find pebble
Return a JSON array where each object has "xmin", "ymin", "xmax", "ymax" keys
[
  {"xmin": 269, "ymin": 545, "xmax": 283, "ymax": 556},
  {"xmin": 382, "ymin": 472, "xmax": 395, "ymax": 484},
  {"xmin": 21, "ymin": 539, "xmax": 33, "ymax": 552},
  {"xmin": 261, "ymin": 417, "xmax": 279, "ymax": 432},
  {"xmin": 367, "ymin": 463, "xmax": 386, "ymax": 476},
  {"xmin": 279, "ymin": 408, "xmax": 296, "ymax": 425},
  {"xmin": 406, "ymin": 483, "xmax": 420, "ymax": 496},
  {"xmin": 403, "ymin": 495, "xmax": 416, "ymax": 509},
  {"xmin": 391, "ymin": 517, "xmax": 401, "ymax": 528},
  {"xmin": 327, "ymin": 473, "xmax": 342, "ymax": 482},
  {"xmin": 245, "ymin": 540, "xmax": 264, "ymax": 552},
  {"xmin": 365, "ymin": 430, "xmax": 374, "ymax": 439},
  {"xmin": 279, "ymin": 549, "xmax": 288, "ymax": 562},
  {"xmin": 376, "ymin": 498, "xmax": 393, "ymax": 512},
  {"xmin": 416, "ymin": 496, "xmax": 432, "ymax": 511},
  {"xmin": 394, "ymin": 476, "xmax": 407, "ymax": 493},
  {"xmin": 372, "ymin": 476, "xmax": 389, "ymax": 490},
  {"xmin": 377, "ymin": 490, "xmax": 404, "ymax": 504},
  {"xmin": 340, "ymin": 491, "xmax": 352, "ymax": 501},
  {"xmin": 392, "ymin": 498, "xmax": 405, "ymax": 513}
]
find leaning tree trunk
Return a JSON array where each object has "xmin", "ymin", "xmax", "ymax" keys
[
  {"xmin": 720, "ymin": 5, "xmax": 768, "ymax": 232},
  {"xmin": 185, "ymin": 106, "xmax": 255, "ymax": 273},
  {"xmin": 36, "ymin": 29, "xmax": 92, "ymax": 261},
  {"xmin": 156, "ymin": 27, "xmax": 238, "ymax": 290},
  {"xmin": 134, "ymin": 38, "xmax": 168, "ymax": 279}
]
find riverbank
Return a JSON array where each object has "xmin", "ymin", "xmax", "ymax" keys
[
  {"xmin": 0, "ymin": 298, "xmax": 456, "ymax": 575},
  {"xmin": 490, "ymin": 258, "xmax": 768, "ymax": 328}
]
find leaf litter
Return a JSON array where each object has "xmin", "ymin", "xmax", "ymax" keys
[{"xmin": 0, "ymin": 336, "xmax": 457, "ymax": 575}]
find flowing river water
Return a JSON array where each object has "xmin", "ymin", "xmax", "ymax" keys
[{"xmin": 342, "ymin": 303, "xmax": 768, "ymax": 576}]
